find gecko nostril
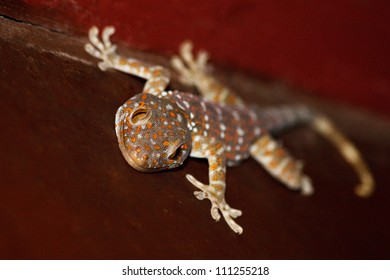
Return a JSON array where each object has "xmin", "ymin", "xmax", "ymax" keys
[{"xmin": 168, "ymin": 146, "xmax": 182, "ymax": 160}]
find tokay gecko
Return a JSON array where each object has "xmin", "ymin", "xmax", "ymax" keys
[{"xmin": 85, "ymin": 26, "xmax": 374, "ymax": 234}]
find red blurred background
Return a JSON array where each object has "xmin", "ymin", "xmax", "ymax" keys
[{"xmin": 4, "ymin": 0, "xmax": 390, "ymax": 116}]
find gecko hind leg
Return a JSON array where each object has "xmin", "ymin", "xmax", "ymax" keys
[{"xmin": 250, "ymin": 134, "xmax": 314, "ymax": 196}]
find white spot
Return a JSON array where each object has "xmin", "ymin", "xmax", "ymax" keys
[
  {"xmin": 226, "ymin": 146, "xmax": 232, "ymax": 151},
  {"xmin": 204, "ymin": 114, "xmax": 209, "ymax": 122},
  {"xmin": 166, "ymin": 104, "xmax": 173, "ymax": 110},
  {"xmin": 183, "ymin": 100, "xmax": 190, "ymax": 108},
  {"xmin": 235, "ymin": 145, "xmax": 241, "ymax": 151},
  {"xmin": 237, "ymin": 127, "xmax": 244, "ymax": 136},
  {"xmin": 220, "ymin": 132, "xmax": 225, "ymax": 138},
  {"xmin": 201, "ymin": 101, "xmax": 207, "ymax": 111},
  {"xmin": 216, "ymin": 107, "xmax": 223, "ymax": 121},
  {"xmin": 232, "ymin": 111, "xmax": 240, "ymax": 120},
  {"xmin": 193, "ymin": 127, "xmax": 198, "ymax": 133},
  {"xmin": 255, "ymin": 127, "xmax": 261, "ymax": 136},
  {"xmin": 220, "ymin": 124, "xmax": 226, "ymax": 131},
  {"xmin": 238, "ymin": 137, "xmax": 244, "ymax": 145},
  {"xmin": 177, "ymin": 114, "xmax": 183, "ymax": 122},
  {"xmin": 205, "ymin": 123, "xmax": 210, "ymax": 130},
  {"xmin": 190, "ymin": 112, "xmax": 195, "ymax": 119},
  {"xmin": 203, "ymin": 131, "xmax": 208, "ymax": 137},
  {"xmin": 191, "ymin": 121, "xmax": 196, "ymax": 127},
  {"xmin": 234, "ymin": 155, "xmax": 241, "ymax": 161}
]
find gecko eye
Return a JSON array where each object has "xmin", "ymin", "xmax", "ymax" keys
[
  {"xmin": 130, "ymin": 108, "xmax": 151, "ymax": 125},
  {"xmin": 168, "ymin": 146, "xmax": 182, "ymax": 160}
]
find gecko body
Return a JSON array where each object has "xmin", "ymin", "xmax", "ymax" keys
[{"xmin": 86, "ymin": 26, "xmax": 374, "ymax": 234}]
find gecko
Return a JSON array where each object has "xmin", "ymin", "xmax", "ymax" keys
[{"xmin": 85, "ymin": 26, "xmax": 375, "ymax": 234}]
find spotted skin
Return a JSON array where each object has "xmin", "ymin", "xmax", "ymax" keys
[
  {"xmin": 86, "ymin": 26, "xmax": 375, "ymax": 234},
  {"xmin": 115, "ymin": 93, "xmax": 191, "ymax": 172}
]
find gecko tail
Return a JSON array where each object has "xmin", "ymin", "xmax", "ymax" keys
[{"xmin": 311, "ymin": 115, "xmax": 375, "ymax": 197}]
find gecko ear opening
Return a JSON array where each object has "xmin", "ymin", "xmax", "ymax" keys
[{"xmin": 130, "ymin": 108, "xmax": 151, "ymax": 125}]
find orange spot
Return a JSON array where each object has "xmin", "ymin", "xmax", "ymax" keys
[
  {"xmin": 163, "ymin": 141, "xmax": 170, "ymax": 146},
  {"xmin": 131, "ymin": 137, "xmax": 136, "ymax": 143},
  {"xmin": 129, "ymin": 62, "xmax": 140, "ymax": 68},
  {"xmin": 152, "ymin": 69, "xmax": 161, "ymax": 76},
  {"xmin": 269, "ymin": 160, "xmax": 279, "ymax": 169},
  {"xmin": 275, "ymin": 148, "xmax": 285, "ymax": 158},
  {"xmin": 215, "ymin": 143, "xmax": 223, "ymax": 150},
  {"xmin": 210, "ymin": 163, "xmax": 218, "ymax": 171},
  {"xmin": 147, "ymin": 123, "xmax": 152, "ymax": 129},
  {"xmin": 141, "ymin": 94, "xmax": 147, "ymax": 100},
  {"xmin": 154, "ymin": 145, "xmax": 160, "ymax": 150},
  {"xmin": 144, "ymin": 145, "xmax": 151, "ymax": 151},
  {"xmin": 169, "ymin": 111, "xmax": 176, "ymax": 118},
  {"xmin": 153, "ymin": 134, "xmax": 158, "ymax": 140},
  {"xmin": 167, "ymin": 125, "xmax": 172, "ymax": 129},
  {"xmin": 157, "ymin": 131, "xmax": 163, "ymax": 136}
]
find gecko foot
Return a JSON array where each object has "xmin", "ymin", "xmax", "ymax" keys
[
  {"xmin": 171, "ymin": 41, "xmax": 209, "ymax": 87},
  {"xmin": 186, "ymin": 174, "xmax": 243, "ymax": 234},
  {"xmin": 84, "ymin": 26, "xmax": 118, "ymax": 71}
]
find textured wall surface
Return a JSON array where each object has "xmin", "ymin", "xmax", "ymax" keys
[
  {"xmin": 1, "ymin": 15, "xmax": 390, "ymax": 259},
  {"xmin": 1, "ymin": 0, "xmax": 389, "ymax": 116}
]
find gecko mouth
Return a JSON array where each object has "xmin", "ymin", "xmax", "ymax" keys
[{"xmin": 128, "ymin": 149, "xmax": 148, "ymax": 171}]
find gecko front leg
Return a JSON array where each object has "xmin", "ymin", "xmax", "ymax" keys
[
  {"xmin": 85, "ymin": 26, "xmax": 170, "ymax": 95},
  {"xmin": 171, "ymin": 41, "xmax": 244, "ymax": 106},
  {"xmin": 188, "ymin": 135, "xmax": 243, "ymax": 234}
]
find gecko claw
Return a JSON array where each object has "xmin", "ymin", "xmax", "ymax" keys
[
  {"xmin": 171, "ymin": 41, "xmax": 210, "ymax": 87},
  {"xmin": 186, "ymin": 173, "xmax": 243, "ymax": 234},
  {"xmin": 85, "ymin": 26, "xmax": 117, "ymax": 69}
]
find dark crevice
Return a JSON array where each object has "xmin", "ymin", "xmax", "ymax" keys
[{"xmin": 0, "ymin": 14, "xmax": 66, "ymax": 35}]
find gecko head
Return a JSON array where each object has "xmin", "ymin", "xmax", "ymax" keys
[{"xmin": 115, "ymin": 93, "xmax": 192, "ymax": 172}]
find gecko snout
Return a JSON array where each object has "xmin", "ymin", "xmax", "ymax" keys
[{"xmin": 129, "ymin": 148, "xmax": 149, "ymax": 170}]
